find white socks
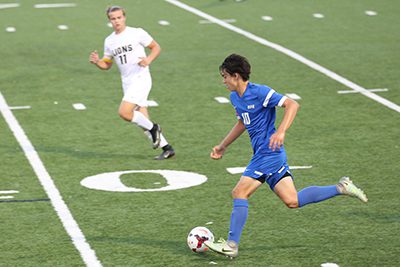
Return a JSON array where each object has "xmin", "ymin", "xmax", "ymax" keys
[
  {"xmin": 131, "ymin": 111, "xmax": 153, "ymax": 130},
  {"xmin": 144, "ymin": 130, "xmax": 168, "ymax": 148}
]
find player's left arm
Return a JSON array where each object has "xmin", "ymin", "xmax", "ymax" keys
[
  {"xmin": 138, "ymin": 40, "xmax": 161, "ymax": 67},
  {"xmin": 269, "ymin": 98, "xmax": 300, "ymax": 151}
]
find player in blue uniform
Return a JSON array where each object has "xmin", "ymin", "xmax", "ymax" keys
[{"xmin": 205, "ymin": 54, "xmax": 368, "ymax": 258}]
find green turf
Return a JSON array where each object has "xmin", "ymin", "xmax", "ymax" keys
[{"xmin": 1, "ymin": 0, "xmax": 399, "ymax": 266}]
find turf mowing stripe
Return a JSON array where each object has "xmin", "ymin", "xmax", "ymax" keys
[
  {"xmin": 0, "ymin": 92, "xmax": 102, "ymax": 267},
  {"xmin": 165, "ymin": 0, "xmax": 400, "ymax": 113},
  {"xmin": 0, "ymin": 198, "xmax": 50, "ymax": 203}
]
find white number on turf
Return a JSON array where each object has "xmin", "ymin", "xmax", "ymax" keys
[{"xmin": 80, "ymin": 170, "xmax": 207, "ymax": 192}]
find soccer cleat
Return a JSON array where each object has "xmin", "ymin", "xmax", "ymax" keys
[
  {"xmin": 204, "ymin": 238, "xmax": 238, "ymax": 258},
  {"xmin": 154, "ymin": 145, "xmax": 175, "ymax": 160},
  {"xmin": 337, "ymin": 176, "xmax": 368, "ymax": 203},
  {"xmin": 149, "ymin": 124, "xmax": 161, "ymax": 149}
]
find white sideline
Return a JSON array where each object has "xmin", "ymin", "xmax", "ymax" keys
[
  {"xmin": 165, "ymin": 0, "xmax": 400, "ymax": 113},
  {"xmin": 0, "ymin": 92, "xmax": 102, "ymax": 267}
]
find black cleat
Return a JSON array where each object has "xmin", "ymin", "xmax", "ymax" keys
[
  {"xmin": 149, "ymin": 124, "xmax": 161, "ymax": 149},
  {"xmin": 154, "ymin": 145, "xmax": 175, "ymax": 160}
]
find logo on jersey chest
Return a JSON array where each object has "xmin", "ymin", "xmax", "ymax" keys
[
  {"xmin": 112, "ymin": 44, "xmax": 133, "ymax": 57},
  {"xmin": 247, "ymin": 104, "xmax": 255, "ymax": 109}
]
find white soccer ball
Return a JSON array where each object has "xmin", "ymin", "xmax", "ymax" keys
[{"xmin": 187, "ymin": 226, "xmax": 214, "ymax": 253}]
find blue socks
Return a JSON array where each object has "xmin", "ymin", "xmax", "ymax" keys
[
  {"xmin": 228, "ymin": 198, "xmax": 248, "ymax": 244},
  {"xmin": 227, "ymin": 186, "xmax": 339, "ymax": 244},
  {"xmin": 298, "ymin": 185, "xmax": 340, "ymax": 207}
]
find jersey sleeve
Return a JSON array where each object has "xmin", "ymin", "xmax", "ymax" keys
[
  {"xmin": 258, "ymin": 85, "xmax": 287, "ymax": 108},
  {"xmin": 137, "ymin": 28, "xmax": 153, "ymax": 47},
  {"xmin": 103, "ymin": 39, "xmax": 113, "ymax": 61}
]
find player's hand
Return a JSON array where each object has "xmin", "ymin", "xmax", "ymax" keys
[
  {"xmin": 89, "ymin": 50, "xmax": 99, "ymax": 64},
  {"xmin": 138, "ymin": 57, "xmax": 151, "ymax": 67},
  {"xmin": 210, "ymin": 145, "xmax": 225, "ymax": 160},
  {"xmin": 269, "ymin": 131, "xmax": 285, "ymax": 151}
]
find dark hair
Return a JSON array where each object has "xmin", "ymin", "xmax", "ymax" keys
[
  {"xmin": 219, "ymin": 54, "xmax": 251, "ymax": 81},
  {"xmin": 106, "ymin": 6, "xmax": 125, "ymax": 18}
]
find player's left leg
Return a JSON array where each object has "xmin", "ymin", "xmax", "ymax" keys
[{"xmin": 274, "ymin": 175, "xmax": 367, "ymax": 208}]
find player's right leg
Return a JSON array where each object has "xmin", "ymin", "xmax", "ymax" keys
[
  {"xmin": 337, "ymin": 176, "xmax": 368, "ymax": 202},
  {"xmin": 118, "ymin": 101, "xmax": 161, "ymax": 148}
]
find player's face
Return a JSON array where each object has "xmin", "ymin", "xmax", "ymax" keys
[
  {"xmin": 220, "ymin": 69, "xmax": 239, "ymax": 91},
  {"xmin": 108, "ymin": 10, "xmax": 126, "ymax": 33}
]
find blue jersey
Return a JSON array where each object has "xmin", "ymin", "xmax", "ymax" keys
[{"xmin": 230, "ymin": 82, "xmax": 289, "ymax": 185}]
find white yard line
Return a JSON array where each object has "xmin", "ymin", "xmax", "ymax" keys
[
  {"xmin": 0, "ymin": 92, "xmax": 102, "ymax": 267},
  {"xmin": 9, "ymin": 106, "xmax": 31, "ymax": 110},
  {"xmin": 0, "ymin": 3, "xmax": 20, "ymax": 9},
  {"xmin": 227, "ymin": 166, "xmax": 312, "ymax": 174},
  {"xmin": 34, "ymin": 3, "xmax": 76, "ymax": 9},
  {"xmin": 165, "ymin": 0, "xmax": 400, "ymax": 113},
  {"xmin": 0, "ymin": 190, "xmax": 19, "ymax": 194}
]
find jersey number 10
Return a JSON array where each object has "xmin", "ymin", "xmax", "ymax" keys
[{"xmin": 241, "ymin": 112, "xmax": 251, "ymax": 125}]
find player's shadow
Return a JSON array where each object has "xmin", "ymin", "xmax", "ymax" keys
[
  {"xmin": 88, "ymin": 235, "xmax": 235, "ymax": 263},
  {"xmin": 0, "ymin": 143, "xmax": 153, "ymax": 160},
  {"xmin": 34, "ymin": 145, "xmax": 150, "ymax": 160}
]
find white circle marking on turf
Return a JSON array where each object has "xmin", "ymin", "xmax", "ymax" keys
[
  {"xmin": 261, "ymin": 16, "xmax": 273, "ymax": 21},
  {"xmin": 6, "ymin": 27, "xmax": 16, "ymax": 32},
  {"xmin": 313, "ymin": 13, "xmax": 324, "ymax": 19},
  {"xmin": 81, "ymin": 170, "xmax": 208, "ymax": 192},
  {"xmin": 321, "ymin": 263, "xmax": 339, "ymax": 267},
  {"xmin": 58, "ymin": 25, "xmax": 69, "ymax": 30},
  {"xmin": 365, "ymin": 10, "xmax": 377, "ymax": 16},
  {"xmin": 158, "ymin": 20, "xmax": 170, "ymax": 26}
]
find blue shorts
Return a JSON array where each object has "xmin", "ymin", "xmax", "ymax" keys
[{"xmin": 243, "ymin": 163, "xmax": 293, "ymax": 190}]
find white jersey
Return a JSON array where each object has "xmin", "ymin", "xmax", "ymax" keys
[{"xmin": 103, "ymin": 26, "xmax": 153, "ymax": 84}]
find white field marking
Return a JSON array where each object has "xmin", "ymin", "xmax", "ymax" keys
[
  {"xmin": 0, "ymin": 190, "xmax": 19, "ymax": 194},
  {"xmin": 81, "ymin": 170, "xmax": 207, "ymax": 192},
  {"xmin": 365, "ymin": 10, "xmax": 377, "ymax": 16},
  {"xmin": 34, "ymin": 3, "xmax": 77, "ymax": 9},
  {"xmin": 0, "ymin": 92, "xmax": 102, "ymax": 267},
  {"xmin": 214, "ymin": 96, "xmax": 230, "ymax": 103},
  {"xmin": 338, "ymin": 88, "xmax": 388, "ymax": 94},
  {"xmin": 321, "ymin": 263, "xmax": 339, "ymax": 267},
  {"xmin": 0, "ymin": 196, "xmax": 14, "ymax": 199},
  {"xmin": 209, "ymin": 261, "xmax": 218, "ymax": 265},
  {"xmin": 54, "ymin": 101, "xmax": 58, "ymax": 104},
  {"xmin": 226, "ymin": 166, "xmax": 312, "ymax": 174},
  {"xmin": 285, "ymin": 93, "xmax": 301, "ymax": 100},
  {"xmin": 205, "ymin": 221, "xmax": 213, "ymax": 225},
  {"xmin": 261, "ymin": 16, "xmax": 273, "ymax": 21},
  {"xmin": 0, "ymin": 3, "xmax": 19, "ymax": 9},
  {"xmin": 58, "ymin": 25, "xmax": 69, "ymax": 30},
  {"xmin": 153, "ymin": 182, "xmax": 161, "ymax": 185},
  {"xmin": 9, "ymin": 106, "xmax": 31, "ymax": 110},
  {"xmin": 313, "ymin": 13, "xmax": 324, "ymax": 19},
  {"xmin": 165, "ymin": 0, "xmax": 400, "ymax": 113},
  {"xmin": 199, "ymin": 18, "xmax": 236, "ymax": 24},
  {"xmin": 6, "ymin": 27, "xmax": 16, "ymax": 33},
  {"xmin": 73, "ymin": 103, "xmax": 86, "ymax": 110},
  {"xmin": 147, "ymin": 100, "xmax": 159, "ymax": 107},
  {"xmin": 158, "ymin": 20, "xmax": 170, "ymax": 26}
]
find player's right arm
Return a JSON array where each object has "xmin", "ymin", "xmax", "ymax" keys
[
  {"xmin": 89, "ymin": 50, "xmax": 113, "ymax": 70},
  {"xmin": 210, "ymin": 120, "xmax": 246, "ymax": 160}
]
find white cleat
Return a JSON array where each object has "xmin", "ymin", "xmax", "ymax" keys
[
  {"xmin": 338, "ymin": 176, "xmax": 368, "ymax": 203},
  {"xmin": 204, "ymin": 238, "xmax": 238, "ymax": 258}
]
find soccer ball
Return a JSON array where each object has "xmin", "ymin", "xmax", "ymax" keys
[{"xmin": 187, "ymin": 226, "xmax": 214, "ymax": 253}]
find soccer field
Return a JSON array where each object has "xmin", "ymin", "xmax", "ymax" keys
[{"xmin": 1, "ymin": 0, "xmax": 399, "ymax": 266}]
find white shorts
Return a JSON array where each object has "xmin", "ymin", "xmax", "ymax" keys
[{"xmin": 122, "ymin": 72, "xmax": 152, "ymax": 107}]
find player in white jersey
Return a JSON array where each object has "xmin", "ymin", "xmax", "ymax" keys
[{"xmin": 89, "ymin": 6, "xmax": 174, "ymax": 160}]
